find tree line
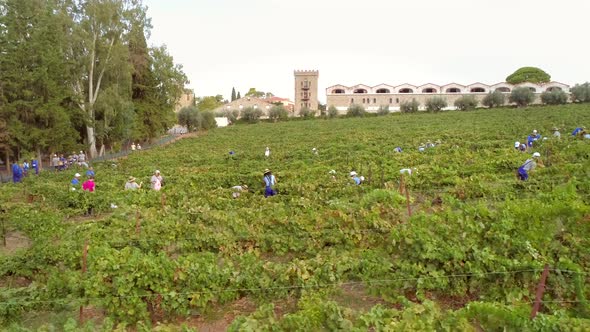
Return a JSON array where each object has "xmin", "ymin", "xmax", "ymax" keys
[{"xmin": 0, "ymin": 0, "xmax": 187, "ymax": 164}]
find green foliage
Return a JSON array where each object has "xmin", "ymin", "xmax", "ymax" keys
[
  {"xmin": 482, "ymin": 90, "xmax": 506, "ymax": 108},
  {"xmin": 400, "ymin": 99, "xmax": 420, "ymax": 113},
  {"xmin": 454, "ymin": 95, "xmax": 478, "ymax": 111},
  {"xmin": 377, "ymin": 105, "xmax": 390, "ymax": 115},
  {"xmin": 506, "ymin": 67, "xmax": 551, "ymax": 84},
  {"xmin": 200, "ymin": 111, "xmax": 217, "ymax": 130},
  {"xmin": 570, "ymin": 82, "xmax": 590, "ymax": 102},
  {"xmin": 240, "ymin": 107, "xmax": 263, "ymax": 123},
  {"xmin": 222, "ymin": 109, "xmax": 240, "ymax": 124},
  {"xmin": 346, "ymin": 104, "xmax": 366, "ymax": 117},
  {"xmin": 299, "ymin": 107, "xmax": 316, "ymax": 119},
  {"xmin": 425, "ymin": 97, "xmax": 448, "ymax": 112},
  {"xmin": 268, "ymin": 105, "xmax": 289, "ymax": 122},
  {"xmin": 245, "ymin": 88, "xmax": 265, "ymax": 98},
  {"xmin": 541, "ymin": 89, "xmax": 568, "ymax": 105},
  {"xmin": 2, "ymin": 104, "xmax": 590, "ymax": 328},
  {"xmin": 328, "ymin": 105, "xmax": 339, "ymax": 118},
  {"xmin": 196, "ymin": 95, "xmax": 224, "ymax": 112},
  {"xmin": 509, "ymin": 87, "xmax": 535, "ymax": 107},
  {"xmin": 177, "ymin": 106, "xmax": 200, "ymax": 132}
]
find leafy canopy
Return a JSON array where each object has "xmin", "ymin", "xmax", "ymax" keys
[{"xmin": 506, "ymin": 67, "xmax": 551, "ymax": 84}]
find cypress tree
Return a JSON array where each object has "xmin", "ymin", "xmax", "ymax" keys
[{"xmin": 231, "ymin": 87, "xmax": 236, "ymax": 101}]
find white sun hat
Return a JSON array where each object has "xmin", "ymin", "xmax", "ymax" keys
[{"xmin": 532, "ymin": 152, "xmax": 541, "ymax": 158}]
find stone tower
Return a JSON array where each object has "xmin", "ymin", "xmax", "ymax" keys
[{"xmin": 294, "ymin": 70, "xmax": 319, "ymax": 114}]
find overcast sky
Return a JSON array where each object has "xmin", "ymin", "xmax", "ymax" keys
[{"xmin": 144, "ymin": 0, "xmax": 590, "ymax": 103}]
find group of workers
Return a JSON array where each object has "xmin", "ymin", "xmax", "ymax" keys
[{"xmin": 124, "ymin": 170, "xmax": 164, "ymax": 191}]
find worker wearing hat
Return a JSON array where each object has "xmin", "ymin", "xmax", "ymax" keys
[
  {"xmin": 263, "ymin": 169, "xmax": 277, "ymax": 197},
  {"xmin": 151, "ymin": 170, "xmax": 163, "ymax": 191},
  {"xmin": 517, "ymin": 152, "xmax": 542, "ymax": 181},
  {"xmin": 527, "ymin": 130, "xmax": 541, "ymax": 147},
  {"xmin": 71, "ymin": 173, "xmax": 82, "ymax": 188},
  {"xmin": 572, "ymin": 126, "xmax": 585, "ymax": 136},
  {"xmin": 231, "ymin": 184, "xmax": 248, "ymax": 198},
  {"xmin": 552, "ymin": 127, "xmax": 561, "ymax": 139},
  {"xmin": 125, "ymin": 176, "xmax": 142, "ymax": 190}
]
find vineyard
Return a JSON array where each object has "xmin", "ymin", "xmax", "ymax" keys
[{"xmin": 1, "ymin": 104, "xmax": 590, "ymax": 331}]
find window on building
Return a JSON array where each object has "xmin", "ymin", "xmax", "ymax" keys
[
  {"xmin": 362, "ymin": 98, "xmax": 366, "ymax": 103},
  {"xmin": 546, "ymin": 86, "xmax": 562, "ymax": 92},
  {"xmin": 354, "ymin": 88, "xmax": 367, "ymax": 94},
  {"xmin": 422, "ymin": 88, "xmax": 437, "ymax": 93},
  {"xmin": 470, "ymin": 87, "xmax": 486, "ymax": 93},
  {"xmin": 351, "ymin": 98, "xmax": 354, "ymax": 104},
  {"xmin": 529, "ymin": 87, "xmax": 536, "ymax": 92},
  {"xmin": 399, "ymin": 88, "xmax": 413, "ymax": 93},
  {"xmin": 446, "ymin": 88, "xmax": 461, "ymax": 93},
  {"xmin": 332, "ymin": 89, "xmax": 345, "ymax": 94},
  {"xmin": 376, "ymin": 88, "xmax": 390, "ymax": 93},
  {"xmin": 389, "ymin": 98, "xmax": 393, "ymax": 104},
  {"xmin": 396, "ymin": 98, "xmax": 399, "ymax": 103},
  {"xmin": 495, "ymin": 87, "xmax": 511, "ymax": 93},
  {"xmin": 373, "ymin": 98, "xmax": 376, "ymax": 103}
]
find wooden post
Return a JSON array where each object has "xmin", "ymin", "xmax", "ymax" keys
[
  {"xmin": 135, "ymin": 210, "xmax": 141, "ymax": 236},
  {"xmin": 380, "ymin": 163, "xmax": 384, "ymax": 188},
  {"xmin": 530, "ymin": 264, "xmax": 550, "ymax": 319},
  {"xmin": 161, "ymin": 193, "xmax": 166, "ymax": 208},
  {"xmin": 404, "ymin": 182, "xmax": 412, "ymax": 217},
  {"xmin": 399, "ymin": 174, "xmax": 404, "ymax": 194},
  {"xmin": 79, "ymin": 239, "xmax": 89, "ymax": 323},
  {"xmin": 1, "ymin": 218, "xmax": 6, "ymax": 247}
]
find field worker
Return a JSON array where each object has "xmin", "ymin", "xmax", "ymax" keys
[
  {"xmin": 82, "ymin": 176, "xmax": 95, "ymax": 192},
  {"xmin": 517, "ymin": 152, "xmax": 542, "ymax": 181},
  {"xmin": 572, "ymin": 127, "xmax": 585, "ymax": 136},
  {"xmin": 264, "ymin": 147, "xmax": 271, "ymax": 158},
  {"xmin": 11, "ymin": 161, "xmax": 23, "ymax": 183},
  {"xmin": 514, "ymin": 141, "xmax": 520, "ymax": 150},
  {"xmin": 151, "ymin": 170, "xmax": 163, "ymax": 190},
  {"xmin": 71, "ymin": 173, "xmax": 82, "ymax": 188},
  {"xmin": 400, "ymin": 168, "xmax": 416, "ymax": 176},
  {"xmin": 231, "ymin": 185, "xmax": 248, "ymax": 198},
  {"xmin": 131, "ymin": 143, "xmax": 136, "ymax": 151},
  {"xmin": 394, "ymin": 147, "xmax": 402, "ymax": 153},
  {"xmin": 51, "ymin": 154, "xmax": 59, "ymax": 171},
  {"xmin": 263, "ymin": 169, "xmax": 277, "ymax": 197},
  {"xmin": 137, "ymin": 144, "xmax": 142, "ymax": 150},
  {"xmin": 22, "ymin": 160, "xmax": 30, "ymax": 176},
  {"xmin": 31, "ymin": 159, "xmax": 39, "ymax": 175},
  {"xmin": 552, "ymin": 127, "xmax": 561, "ymax": 139},
  {"xmin": 125, "ymin": 176, "xmax": 142, "ymax": 190},
  {"xmin": 86, "ymin": 166, "xmax": 95, "ymax": 177},
  {"xmin": 418, "ymin": 144, "xmax": 425, "ymax": 152},
  {"xmin": 426, "ymin": 141, "xmax": 435, "ymax": 148},
  {"xmin": 350, "ymin": 171, "xmax": 363, "ymax": 185},
  {"xmin": 527, "ymin": 130, "xmax": 541, "ymax": 147},
  {"xmin": 329, "ymin": 169, "xmax": 337, "ymax": 181},
  {"xmin": 312, "ymin": 147, "xmax": 318, "ymax": 155},
  {"xmin": 78, "ymin": 151, "xmax": 88, "ymax": 168},
  {"xmin": 519, "ymin": 143, "xmax": 527, "ymax": 152}
]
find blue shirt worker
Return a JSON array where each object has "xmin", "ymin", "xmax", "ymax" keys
[
  {"xmin": 12, "ymin": 161, "xmax": 23, "ymax": 183},
  {"xmin": 394, "ymin": 147, "xmax": 402, "ymax": 153},
  {"xmin": 71, "ymin": 173, "xmax": 82, "ymax": 188},
  {"xmin": 31, "ymin": 159, "xmax": 39, "ymax": 175},
  {"xmin": 518, "ymin": 152, "xmax": 541, "ymax": 181},
  {"xmin": 527, "ymin": 130, "xmax": 541, "ymax": 147},
  {"xmin": 572, "ymin": 127, "xmax": 585, "ymax": 136},
  {"xmin": 263, "ymin": 169, "xmax": 277, "ymax": 197},
  {"xmin": 86, "ymin": 167, "xmax": 95, "ymax": 177},
  {"xmin": 350, "ymin": 171, "xmax": 364, "ymax": 185}
]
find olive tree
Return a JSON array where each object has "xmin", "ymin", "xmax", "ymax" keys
[
  {"xmin": 509, "ymin": 87, "xmax": 535, "ymax": 107},
  {"xmin": 482, "ymin": 91, "xmax": 506, "ymax": 108}
]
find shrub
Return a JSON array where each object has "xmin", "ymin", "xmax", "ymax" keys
[
  {"xmin": 425, "ymin": 97, "xmax": 447, "ymax": 112},
  {"xmin": 454, "ymin": 95, "xmax": 478, "ymax": 111},
  {"xmin": 328, "ymin": 105, "xmax": 339, "ymax": 118},
  {"xmin": 570, "ymin": 82, "xmax": 590, "ymax": 102},
  {"xmin": 346, "ymin": 104, "xmax": 366, "ymax": 117},
  {"xmin": 241, "ymin": 107, "xmax": 263, "ymax": 123},
  {"xmin": 200, "ymin": 111, "xmax": 217, "ymax": 130},
  {"xmin": 400, "ymin": 99, "xmax": 419, "ymax": 113},
  {"xmin": 377, "ymin": 105, "xmax": 390, "ymax": 115},
  {"xmin": 299, "ymin": 107, "xmax": 316, "ymax": 119},
  {"xmin": 177, "ymin": 106, "xmax": 200, "ymax": 132},
  {"xmin": 540, "ymin": 90, "xmax": 568, "ymax": 105},
  {"xmin": 482, "ymin": 91, "xmax": 506, "ymax": 108},
  {"xmin": 509, "ymin": 87, "xmax": 535, "ymax": 107},
  {"xmin": 223, "ymin": 109, "xmax": 240, "ymax": 123},
  {"xmin": 268, "ymin": 105, "xmax": 289, "ymax": 122}
]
